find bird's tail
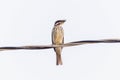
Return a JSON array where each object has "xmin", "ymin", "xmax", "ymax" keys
[{"xmin": 56, "ymin": 54, "xmax": 62, "ymax": 65}]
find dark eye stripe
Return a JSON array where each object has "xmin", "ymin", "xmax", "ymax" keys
[{"xmin": 55, "ymin": 22, "xmax": 61, "ymax": 25}]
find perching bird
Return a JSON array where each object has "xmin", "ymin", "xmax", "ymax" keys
[{"xmin": 52, "ymin": 20, "xmax": 66, "ymax": 65}]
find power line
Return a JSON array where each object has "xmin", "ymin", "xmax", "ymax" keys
[{"xmin": 0, "ymin": 39, "xmax": 120, "ymax": 51}]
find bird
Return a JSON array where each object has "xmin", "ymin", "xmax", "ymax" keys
[{"xmin": 52, "ymin": 20, "xmax": 66, "ymax": 65}]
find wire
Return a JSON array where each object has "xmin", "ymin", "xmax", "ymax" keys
[{"xmin": 0, "ymin": 39, "xmax": 120, "ymax": 51}]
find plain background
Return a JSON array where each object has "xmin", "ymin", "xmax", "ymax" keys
[{"xmin": 0, "ymin": 0, "xmax": 120, "ymax": 80}]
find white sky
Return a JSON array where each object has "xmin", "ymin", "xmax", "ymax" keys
[{"xmin": 0, "ymin": 0, "xmax": 120, "ymax": 80}]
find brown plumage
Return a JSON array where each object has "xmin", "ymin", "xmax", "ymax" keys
[{"xmin": 52, "ymin": 20, "xmax": 66, "ymax": 65}]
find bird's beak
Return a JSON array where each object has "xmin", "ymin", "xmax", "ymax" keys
[
  {"xmin": 61, "ymin": 20, "xmax": 66, "ymax": 25},
  {"xmin": 62, "ymin": 20, "xmax": 66, "ymax": 23}
]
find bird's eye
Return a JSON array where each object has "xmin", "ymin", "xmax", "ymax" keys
[{"xmin": 55, "ymin": 22, "xmax": 61, "ymax": 25}]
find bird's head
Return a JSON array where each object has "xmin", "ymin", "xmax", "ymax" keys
[{"xmin": 54, "ymin": 20, "xmax": 66, "ymax": 26}]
